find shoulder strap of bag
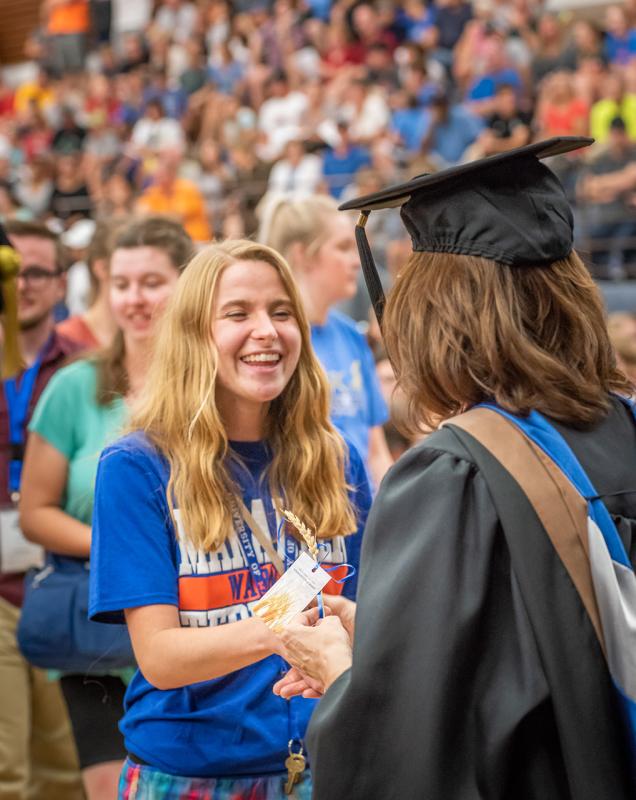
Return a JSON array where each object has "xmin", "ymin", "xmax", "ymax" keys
[
  {"xmin": 237, "ymin": 498, "xmax": 286, "ymax": 576},
  {"xmin": 445, "ymin": 407, "xmax": 606, "ymax": 653}
]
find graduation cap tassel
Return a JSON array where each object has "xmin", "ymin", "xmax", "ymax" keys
[
  {"xmin": 0, "ymin": 244, "xmax": 22, "ymax": 379},
  {"xmin": 355, "ymin": 212, "xmax": 386, "ymax": 328}
]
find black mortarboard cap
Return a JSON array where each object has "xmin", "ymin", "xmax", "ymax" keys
[{"xmin": 339, "ymin": 136, "xmax": 593, "ymax": 325}]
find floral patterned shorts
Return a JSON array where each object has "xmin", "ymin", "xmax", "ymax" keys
[{"xmin": 119, "ymin": 758, "xmax": 313, "ymax": 800}]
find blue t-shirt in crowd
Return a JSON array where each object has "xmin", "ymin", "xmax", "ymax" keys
[
  {"xmin": 322, "ymin": 145, "xmax": 371, "ymax": 199},
  {"xmin": 311, "ymin": 310, "xmax": 388, "ymax": 467},
  {"xmin": 467, "ymin": 69, "xmax": 523, "ymax": 102},
  {"xmin": 391, "ymin": 106, "xmax": 431, "ymax": 153},
  {"xmin": 89, "ymin": 433, "xmax": 371, "ymax": 778},
  {"xmin": 605, "ymin": 30, "xmax": 636, "ymax": 65}
]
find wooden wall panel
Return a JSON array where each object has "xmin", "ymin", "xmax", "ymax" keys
[{"xmin": 0, "ymin": 1, "xmax": 41, "ymax": 66}]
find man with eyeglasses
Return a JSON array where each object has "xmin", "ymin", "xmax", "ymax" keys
[{"xmin": 0, "ymin": 220, "xmax": 83, "ymax": 799}]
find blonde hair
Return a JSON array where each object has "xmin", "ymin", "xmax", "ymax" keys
[
  {"xmin": 259, "ymin": 196, "xmax": 339, "ymax": 265},
  {"xmin": 383, "ymin": 250, "xmax": 631, "ymax": 431},
  {"xmin": 130, "ymin": 239, "xmax": 356, "ymax": 551}
]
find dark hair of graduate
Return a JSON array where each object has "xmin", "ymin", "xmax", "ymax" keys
[{"xmin": 382, "ymin": 250, "xmax": 631, "ymax": 433}]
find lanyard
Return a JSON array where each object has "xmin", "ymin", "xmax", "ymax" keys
[
  {"xmin": 3, "ymin": 343, "xmax": 48, "ymax": 497},
  {"xmin": 230, "ymin": 499, "xmax": 272, "ymax": 595}
]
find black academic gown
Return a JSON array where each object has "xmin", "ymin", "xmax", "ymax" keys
[{"xmin": 307, "ymin": 397, "xmax": 636, "ymax": 800}]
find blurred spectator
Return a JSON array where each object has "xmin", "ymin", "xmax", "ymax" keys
[
  {"xmin": 349, "ymin": 2, "xmax": 398, "ymax": 57},
  {"xmin": 0, "ymin": 75, "xmax": 15, "ymax": 117},
  {"xmin": 136, "ymin": 148, "xmax": 211, "ymax": 242},
  {"xmin": 130, "ymin": 98, "xmax": 185, "ymax": 158},
  {"xmin": 44, "ymin": 0, "xmax": 90, "ymax": 77},
  {"xmin": 49, "ymin": 153, "xmax": 92, "ymax": 225},
  {"xmin": 142, "ymin": 68, "xmax": 188, "ymax": 120},
  {"xmin": 261, "ymin": 195, "xmax": 393, "ymax": 486},
  {"xmin": 60, "ymin": 217, "xmax": 97, "ymax": 314},
  {"xmin": 338, "ymin": 79, "xmax": 390, "ymax": 142},
  {"xmin": 90, "ymin": 0, "xmax": 113, "ymax": 47},
  {"xmin": 57, "ymin": 219, "xmax": 120, "ymax": 347},
  {"xmin": 207, "ymin": 41, "xmax": 246, "ymax": 96},
  {"xmin": 420, "ymin": 92, "xmax": 484, "ymax": 166},
  {"xmin": 322, "ymin": 121, "xmax": 371, "ymax": 199},
  {"xmin": 0, "ymin": 181, "xmax": 31, "ymax": 223},
  {"xmin": 365, "ymin": 42, "xmax": 401, "ymax": 90},
  {"xmin": 183, "ymin": 139, "xmax": 234, "ymax": 237},
  {"xmin": 431, "ymin": 0, "xmax": 473, "ymax": 71},
  {"xmin": 604, "ymin": 4, "xmax": 636, "ymax": 66},
  {"xmin": 570, "ymin": 19, "xmax": 605, "ymax": 68},
  {"xmin": 16, "ymin": 103, "xmax": 53, "ymax": 164},
  {"xmin": 395, "ymin": 0, "xmax": 437, "ymax": 49},
  {"xmin": 578, "ymin": 118, "xmax": 636, "ymax": 278},
  {"xmin": 152, "ymin": 0, "xmax": 199, "ymax": 46},
  {"xmin": 14, "ymin": 68, "xmax": 57, "ymax": 121},
  {"xmin": 590, "ymin": 71, "xmax": 636, "ymax": 143},
  {"xmin": 51, "ymin": 106, "xmax": 86, "ymax": 154},
  {"xmin": 608, "ymin": 311, "xmax": 636, "ymax": 386},
  {"xmin": 111, "ymin": 0, "xmax": 152, "ymax": 46},
  {"xmin": 95, "ymin": 170, "xmax": 135, "ymax": 220},
  {"xmin": 390, "ymin": 90, "xmax": 431, "ymax": 155},
  {"xmin": 469, "ymin": 82, "xmax": 531, "ymax": 157},
  {"xmin": 535, "ymin": 71, "xmax": 589, "ymax": 138},
  {"xmin": 530, "ymin": 13, "xmax": 576, "ymax": 84},
  {"xmin": 257, "ymin": 71, "xmax": 308, "ymax": 162},
  {"xmin": 226, "ymin": 144, "xmax": 270, "ymax": 237},
  {"xmin": 15, "ymin": 155, "xmax": 54, "ymax": 219},
  {"xmin": 465, "ymin": 30, "xmax": 524, "ymax": 114},
  {"xmin": 83, "ymin": 109, "xmax": 122, "ymax": 165},
  {"xmin": 179, "ymin": 40, "xmax": 207, "ymax": 96},
  {"xmin": 266, "ymin": 137, "xmax": 322, "ymax": 199}
]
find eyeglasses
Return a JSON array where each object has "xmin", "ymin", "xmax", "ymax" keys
[{"xmin": 17, "ymin": 266, "xmax": 62, "ymax": 286}]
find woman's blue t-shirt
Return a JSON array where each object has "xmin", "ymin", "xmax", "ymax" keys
[{"xmin": 89, "ymin": 433, "xmax": 371, "ymax": 778}]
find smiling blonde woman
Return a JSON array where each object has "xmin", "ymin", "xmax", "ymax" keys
[{"xmin": 88, "ymin": 239, "xmax": 371, "ymax": 799}]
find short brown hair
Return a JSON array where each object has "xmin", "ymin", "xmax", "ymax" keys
[
  {"xmin": 5, "ymin": 219, "xmax": 67, "ymax": 271},
  {"xmin": 383, "ymin": 250, "xmax": 630, "ymax": 432},
  {"xmin": 112, "ymin": 216, "xmax": 194, "ymax": 271}
]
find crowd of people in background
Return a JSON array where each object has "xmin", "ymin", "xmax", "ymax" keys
[{"xmin": 0, "ymin": 0, "xmax": 634, "ymax": 287}]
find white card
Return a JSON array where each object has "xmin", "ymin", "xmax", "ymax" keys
[
  {"xmin": 0, "ymin": 508, "xmax": 44, "ymax": 573},
  {"xmin": 253, "ymin": 551, "xmax": 330, "ymax": 631}
]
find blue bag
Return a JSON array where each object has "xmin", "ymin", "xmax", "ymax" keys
[{"xmin": 17, "ymin": 554, "xmax": 135, "ymax": 673}]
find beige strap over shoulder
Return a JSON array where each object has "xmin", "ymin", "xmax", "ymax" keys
[{"xmin": 446, "ymin": 407, "xmax": 606, "ymax": 652}]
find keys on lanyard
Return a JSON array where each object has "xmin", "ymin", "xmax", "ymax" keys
[{"xmin": 284, "ymin": 741, "xmax": 306, "ymax": 795}]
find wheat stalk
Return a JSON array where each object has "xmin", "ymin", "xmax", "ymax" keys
[{"xmin": 280, "ymin": 508, "xmax": 319, "ymax": 561}]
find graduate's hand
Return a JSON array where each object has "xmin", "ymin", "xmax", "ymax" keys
[
  {"xmin": 278, "ymin": 613, "xmax": 353, "ymax": 691},
  {"xmin": 273, "ymin": 667, "xmax": 324, "ymax": 699},
  {"xmin": 323, "ymin": 595, "xmax": 356, "ymax": 641}
]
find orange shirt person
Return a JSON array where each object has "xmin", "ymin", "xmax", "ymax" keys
[
  {"xmin": 136, "ymin": 153, "xmax": 212, "ymax": 243},
  {"xmin": 46, "ymin": 0, "xmax": 90, "ymax": 35}
]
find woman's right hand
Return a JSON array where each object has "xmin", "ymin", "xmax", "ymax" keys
[{"xmin": 273, "ymin": 667, "xmax": 324, "ymax": 699}]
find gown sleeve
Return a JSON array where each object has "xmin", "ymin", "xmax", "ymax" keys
[{"xmin": 307, "ymin": 435, "xmax": 567, "ymax": 800}]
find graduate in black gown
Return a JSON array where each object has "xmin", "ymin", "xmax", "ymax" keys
[{"xmin": 273, "ymin": 138, "xmax": 636, "ymax": 799}]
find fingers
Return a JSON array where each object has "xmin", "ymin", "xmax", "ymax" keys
[{"xmin": 277, "ymin": 679, "xmax": 311, "ymax": 699}]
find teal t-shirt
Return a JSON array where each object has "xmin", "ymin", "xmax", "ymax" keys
[{"xmin": 28, "ymin": 359, "xmax": 127, "ymax": 525}]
